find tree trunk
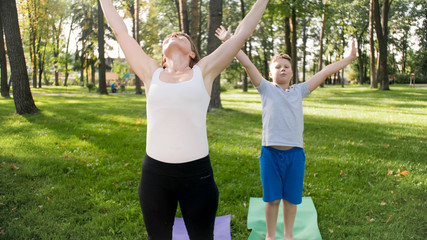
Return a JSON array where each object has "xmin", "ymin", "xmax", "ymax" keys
[
  {"xmin": 263, "ymin": 42, "xmax": 269, "ymax": 80},
  {"xmin": 52, "ymin": 18, "xmax": 63, "ymax": 86},
  {"xmin": 134, "ymin": 0, "xmax": 143, "ymax": 94},
  {"xmin": 318, "ymin": 1, "xmax": 326, "ymax": 87},
  {"xmin": 369, "ymin": 0, "xmax": 377, "ymax": 88},
  {"xmin": 190, "ymin": 0, "xmax": 199, "ymax": 47},
  {"xmin": 175, "ymin": 0, "xmax": 182, "ymax": 31},
  {"xmin": 0, "ymin": 17, "xmax": 10, "ymax": 97},
  {"xmin": 373, "ymin": 0, "xmax": 390, "ymax": 90},
  {"xmin": 240, "ymin": 0, "xmax": 248, "ymax": 92},
  {"xmin": 357, "ymin": 38, "xmax": 364, "ymax": 85},
  {"xmin": 38, "ymin": 38, "xmax": 47, "ymax": 88},
  {"xmin": 0, "ymin": 0, "xmax": 38, "ymax": 114},
  {"xmin": 301, "ymin": 17, "xmax": 308, "ymax": 82},
  {"xmin": 290, "ymin": 7, "xmax": 297, "ymax": 84},
  {"xmin": 284, "ymin": 17, "xmax": 291, "ymax": 55},
  {"xmin": 207, "ymin": 0, "xmax": 222, "ymax": 110},
  {"xmin": 98, "ymin": 0, "xmax": 108, "ymax": 95},
  {"xmin": 64, "ymin": 17, "xmax": 75, "ymax": 86},
  {"xmin": 179, "ymin": 0, "xmax": 189, "ymax": 34}
]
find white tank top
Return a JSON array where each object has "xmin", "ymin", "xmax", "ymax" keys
[{"xmin": 146, "ymin": 65, "xmax": 211, "ymax": 163}]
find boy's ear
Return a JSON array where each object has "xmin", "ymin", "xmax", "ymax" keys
[{"xmin": 269, "ymin": 72, "xmax": 272, "ymax": 78}]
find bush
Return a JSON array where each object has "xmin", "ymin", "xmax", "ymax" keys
[
  {"xmin": 86, "ymin": 83, "xmax": 95, "ymax": 92},
  {"xmin": 393, "ymin": 74, "xmax": 410, "ymax": 84},
  {"xmin": 120, "ymin": 84, "xmax": 126, "ymax": 93},
  {"xmin": 220, "ymin": 79, "xmax": 233, "ymax": 92}
]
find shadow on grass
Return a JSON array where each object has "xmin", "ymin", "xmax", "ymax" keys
[{"xmin": 1, "ymin": 91, "xmax": 425, "ymax": 239}]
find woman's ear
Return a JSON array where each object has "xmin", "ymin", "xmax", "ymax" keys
[{"xmin": 189, "ymin": 52, "xmax": 196, "ymax": 59}]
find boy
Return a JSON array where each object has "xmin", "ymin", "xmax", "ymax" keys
[{"xmin": 216, "ymin": 26, "xmax": 357, "ymax": 240}]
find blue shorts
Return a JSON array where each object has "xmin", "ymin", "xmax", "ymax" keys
[{"xmin": 260, "ymin": 146, "xmax": 306, "ymax": 205}]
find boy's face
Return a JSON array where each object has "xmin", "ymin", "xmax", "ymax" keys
[{"xmin": 269, "ymin": 58, "xmax": 293, "ymax": 85}]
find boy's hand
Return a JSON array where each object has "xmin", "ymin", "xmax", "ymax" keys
[{"xmin": 215, "ymin": 25, "xmax": 232, "ymax": 42}]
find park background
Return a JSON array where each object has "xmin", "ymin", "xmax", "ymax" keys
[{"xmin": 0, "ymin": 0, "xmax": 426, "ymax": 239}]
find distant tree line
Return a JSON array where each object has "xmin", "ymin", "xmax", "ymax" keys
[{"xmin": 1, "ymin": 0, "xmax": 425, "ymax": 114}]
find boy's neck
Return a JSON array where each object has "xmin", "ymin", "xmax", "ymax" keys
[{"xmin": 274, "ymin": 81, "xmax": 290, "ymax": 91}]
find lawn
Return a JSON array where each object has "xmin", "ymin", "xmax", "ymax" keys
[{"xmin": 0, "ymin": 84, "xmax": 426, "ymax": 239}]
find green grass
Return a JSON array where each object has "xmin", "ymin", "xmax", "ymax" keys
[{"xmin": 0, "ymin": 84, "xmax": 426, "ymax": 239}]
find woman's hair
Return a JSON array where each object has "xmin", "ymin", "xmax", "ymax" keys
[
  {"xmin": 162, "ymin": 32, "xmax": 201, "ymax": 68},
  {"xmin": 269, "ymin": 53, "xmax": 292, "ymax": 67}
]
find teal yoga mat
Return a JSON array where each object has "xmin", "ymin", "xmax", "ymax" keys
[{"xmin": 247, "ymin": 197, "xmax": 322, "ymax": 240}]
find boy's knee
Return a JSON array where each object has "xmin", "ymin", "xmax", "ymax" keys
[
  {"xmin": 283, "ymin": 199, "xmax": 296, "ymax": 207},
  {"xmin": 267, "ymin": 199, "xmax": 281, "ymax": 207}
]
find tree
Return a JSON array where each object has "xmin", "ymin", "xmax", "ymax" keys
[
  {"xmin": 369, "ymin": 0, "xmax": 377, "ymax": 88},
  {"xmin": 240, "ymin": 0, "xmax": 249, "ymax": 92},
  {"xmin": 132, "ymin": 0, "xmax": 143, "ymax": 94},
  {"xmin": 0, "ymin": 17, "xmax": 10, "ymax": 97},
  {"xmin": 207, "ymin": 0, "xmax": 222, "ymax": 110},
  {"xmin": 190, "ymin": 0, "xmax": 199, "ymax": 48},
  {"xmin": 0, "ymin": 0, "xmax": 38, "ymax": 114},
  {"xmin": 317, "ymin": 0, "xmax": 327, "ymax": 80},
  {"xmin": 98, "ymin": 0, "xmax": 108, "ymax": 95},
  {"xmin": 373, "ymin": 0, "xmax": 392, "ymax": 90},
  {"xmin": 179, "ymin": 0, "xmax": 189, "ymax": 34},
  {"xmin": 48, "ymin": 0, "xmax": 68, "ymax": 86}
]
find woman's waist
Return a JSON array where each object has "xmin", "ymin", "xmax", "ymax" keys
[{"xmin": 143, "ymin": 153, "xmax": 212, "ymax": 177}]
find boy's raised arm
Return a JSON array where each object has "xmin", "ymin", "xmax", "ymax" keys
[
  {"xmin": 99, "ymin": 0, "xmax": 159, "ymax": 84},
  {"xmin": 215, "ymin": 26, "xmax": 263, "ymax": 87},
  {"xmin": 306, "ymin": 41, "xmax": 357, "ymax": 92}
]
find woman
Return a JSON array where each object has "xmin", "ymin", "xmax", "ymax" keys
[{"xmin": 99, "ymin": 0, "xmax": 269, "ymax": 239}]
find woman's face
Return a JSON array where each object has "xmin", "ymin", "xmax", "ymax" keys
[{"xmin": 162, "ymin": 33, "xmax": 192, "ymax": 56}]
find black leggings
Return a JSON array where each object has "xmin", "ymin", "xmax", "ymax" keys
[{"xmin": 138, "ymin": 154, "xmax": 219, "ymax": 240}]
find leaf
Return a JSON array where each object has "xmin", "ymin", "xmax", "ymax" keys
[
  {"xmin": 366, "ymin": 216, "xmax": 375, "ymax": 222},
  {"xmin": 10, "ymin": 164, "xmax": 19, "ymax": 170},
  {"xmin": 384, "ymin": 144, "xmax": 390, "ymax": 148},
  {"xmin": 380, "ymin": 201, "xmax": 387, "ymax": 206},
  {"xmin": 387, "ymin": 170, "xmax": 394, "ymax": 175},
  {"xmin": 386, "ymin": 215, "xmax": 392, "ymax": 224},
  {"xmin": 400, "ymin": 170, "xmax": 410, "ymax": 176},
  {"xmin": 208, "ymin": 133, "xmax": 214, "ymax": 138},
  {"xmin": 340, "ymin": 170, "xmax": 344, "ymax": 176}
]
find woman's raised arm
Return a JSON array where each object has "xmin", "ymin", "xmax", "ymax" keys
[{"xmin": 99, "ymin": 0, "xmax": 160, "ymax": 85}]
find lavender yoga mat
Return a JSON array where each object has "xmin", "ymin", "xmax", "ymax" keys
[{"xmin": 172, "ymin": 215, "xmax": 231, "ymax": 240}]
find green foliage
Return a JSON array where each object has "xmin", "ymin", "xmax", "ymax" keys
[
  {"xmin": 0, "ymin": 85, "xmax": 426, "ymax": 239},
  {"xmin": 119, "ymin": 84, "xmax": 126, "ymax": 93},
  {"xmin": 111, "ymin": 60, "xmax": 129, "ymax": 79},
  {"xmin": 86, "ymin": 83, "xmax": 95, "ymax": 92}
]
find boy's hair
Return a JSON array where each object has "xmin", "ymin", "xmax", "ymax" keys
[
  {"xmin": 162, "ymin": 32, "xmax": 201, "ymax": 68},
  {"xmin": 269, "ymin": 53, "xmax": 292, "ymax": 67}
]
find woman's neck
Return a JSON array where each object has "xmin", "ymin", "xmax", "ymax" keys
[{"xmin": 164, "ymin": 53, "xmax": 191, "ymax": 72}]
